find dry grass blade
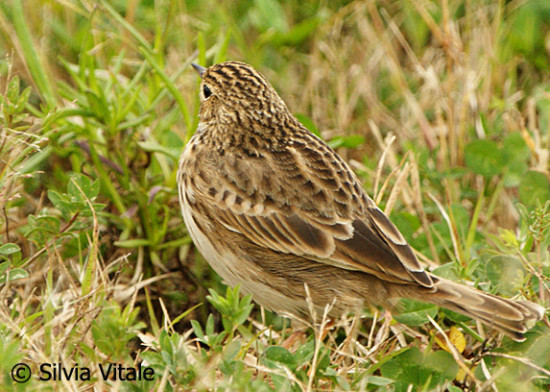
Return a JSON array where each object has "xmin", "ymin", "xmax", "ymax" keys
[{"xmin": 428, "ymin": 315, "xmax": 480, "ymax": 387}]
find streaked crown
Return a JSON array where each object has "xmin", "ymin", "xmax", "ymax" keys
[{"xmin": 196, "ymin": 61, "xmax": 293, "ymax": 131}]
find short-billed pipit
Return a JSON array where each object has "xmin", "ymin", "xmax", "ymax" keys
[{"xmin": 178, "ymin": 61, "xmax": 545, "ymax": 341}]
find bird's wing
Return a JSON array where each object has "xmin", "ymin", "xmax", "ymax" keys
[{"xmin": 191, "ymin": 130, "xmax": 433, "ymax": 287}]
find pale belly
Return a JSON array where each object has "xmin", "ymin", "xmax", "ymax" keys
[{"xmin": 177, "ymin": 160, "xmax": 308, "ymax": 316}]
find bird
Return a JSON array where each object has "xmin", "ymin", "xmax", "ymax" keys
[{"xmin": 177, "ymin": 60, "xmax": 545, "ymax": 342}]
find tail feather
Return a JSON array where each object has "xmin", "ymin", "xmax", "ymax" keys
[{"xmin": 415, "ymin": 275, "xmax": 545, "ymax": 341}]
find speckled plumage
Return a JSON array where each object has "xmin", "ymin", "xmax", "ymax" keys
[{"xmin": 178, "ymin": 61, "xmax": 545, "ymax": 341}]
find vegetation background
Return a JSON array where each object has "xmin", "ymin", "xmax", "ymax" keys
[{"xmin": 1, "ymin": 0, "xmax": 549, "ymax": 390}]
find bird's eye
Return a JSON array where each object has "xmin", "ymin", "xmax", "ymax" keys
[{"xmin": 203, "ymin": 85, "xmax": 212, "ymax": 99}]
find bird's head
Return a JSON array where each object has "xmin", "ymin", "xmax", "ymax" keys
[{"xmin": 192, "ymin": 61, "xmax": 291, "ymax": 130}]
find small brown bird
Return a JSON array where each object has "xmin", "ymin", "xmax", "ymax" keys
[{"xmin": 178, "ymin": 61, "xmax": 545, "ymax": 341}]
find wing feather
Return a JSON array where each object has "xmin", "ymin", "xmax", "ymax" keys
[{"xmin": 192, "ymin": 129, "xmax": 433, "ymax": 288}]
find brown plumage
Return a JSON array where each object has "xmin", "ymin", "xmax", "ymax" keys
[{"xmin": 178, "ymin": 61, "xmax": 545, "ymax": 341}]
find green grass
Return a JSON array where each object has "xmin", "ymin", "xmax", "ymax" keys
[{"xmin": 1, "ymin": 0, "xmax": 549, "ymax": 390}]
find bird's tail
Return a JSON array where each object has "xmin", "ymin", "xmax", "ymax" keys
[{"xmin": 413, "ymin": 276, "xmax": 546, "ymax": 341}]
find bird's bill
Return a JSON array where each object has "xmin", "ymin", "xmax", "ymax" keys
[{"xmin": 191, "ymin": 63, "xmax": 206, "ymax": 77}]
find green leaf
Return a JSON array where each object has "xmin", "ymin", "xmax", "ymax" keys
[
  {"xmin": 15, "ymin": 86, "xmax": 32, "ymax": 113},
  {"xmin": 363, "ymin": 375, "xmax": 395, "ymax": 386},
  {"xmin": 526, "ymin": 331, "xmax": 550, "ymax": 367},
  {"xmin": 223, "ymin": 340, "xmax": 241, "ymax": 362},
  {"xmin": 506, "ymin": 0, "xmax": 550, "ymax": 69},
  {"xmin": 91, "ymin": 303, "xmax": 144, "ymax": 361},
  {"xmin": 0, "ymin": 259, "xmax": 29, "ymax": 283},
  {"xmin": 139, "ymin": 47, "xmax": 192, "ymax": 135},
  {"xmin": 84, "ymin": 89, "xmax": 109, "ymax": 121},
  {"xmin": 251, "ymin": 0, "xmax": 288, "ymax": 33},
  {"xmin": 0, "ymin": 336, "xmax": 23, "ymax": 373},
  {"xmin": 518, "ymin": 170, "xmax": 550, "ymax": 208},
  {"xmin": 263, "ymin": 346, "xmax": 296, "ymax": 370},
  {"xmin": 502, "ymin": 132, "xmax": 530, "ymax": 164},
  {"xmin": 270, "ymin": 374, "xmax": 291, "ymax": 392},
  {"xmin": 380, "ymin": 347, "xmax": 457, "ymax": 392},
  {"xmin": 424, "ymin": 350, "xmax": 459, "ymax": 380},
  {"xmin": 68, "ymin": 173, "xmax": 99, "ymax": 200},
  {"xmin": 0, "ymin": 243, "xmax": 20, "ymax": 255},
  {"xmin": 448, "ymin": 386, "xmax": 464, "ymax": 392},
  {"xmin": 401, "ymin": 1, "xmax": 430, "ymax": 50},
  {"xmin": 502, "ymin": 133, "xmax": 530, "ymax": 187},
  {"xmin": 503, "ymin": 159, "xmax": 528, "ymax": 187},
  {"xmin": 114, "ymin": 239, "xmax": 153, "ymax": 248},
  {"xmin": 316, "ymin": 347, "xmax": 331, "ymax": 371},
  {"xmin": 7, "ymin": 76, "xmax": 20, "ymax": 103},
  {"xmin": 0, "ymin": 262, "xmax": 9, "ymax": 276},
  {"xmin": 206, "ymin": 313, "xmax": 215, "ymax": 336},
  {"xmin": 220, "ymin": 358, "xmax": 244, "ymax": 377},
  {"xmin": 190, "ymin": 320, "xmax": 205, "ymax": 342},
  {"xmin": 138, "ymin": 140, "xmax": 179, "ymax": 160},
  {"xmin": 47, "ymin": 190, "xmax": 72, "ymax": 217},
  {"xmin": 441, "ymin": 308, "xmax": 471, "ymax": 323},
  {"xmin": 0, "ymin": 268, "xmax": 29, "ymax": 284},
  {"xmin": 18, "ymin": 145, "xmax": 53, "ymax": 174},
  {"xmin": 431, "ymin": 263, "xmax": 460, "ymax": 281},
  {"xmin": 139, "ymin": 351, "xmax": 163, "ymax": 367},
  {"xmin": 294, "ymin": 340, "xmax": 315, "ymax": 365},
  {"xmin": 9, "ymin": 0, "xmax": 56, "ymax": 107},
  {"xmin": 380, "ymin": 347, "xmax": 423, "ymax": 389},
  {"xmin": 295, "ymin": 113, "xmax": 320, "ymax": 136},
  {"xmin": 485, "ymin": 255, "xmax": 525, "ymax": 295},
  {"xmin": 268, "ymin": 15, "xmax": 325, "ymax": 46},
  {"xmin": 464, "ymin": 139, "xmax": 504, "ymax": 177},
  {"xmin": 394, "ymin": 298, "xmax": 438, "ymax": 326},
  {"xmin": 328, "ymin": 135, "xmax": 365, "ymax": 149},
  {"xmin": 390, "ymin": 212, "xmax": 421, "ymax": 242},
  {"xmin": 22, "ymin": 215, "xmax": 61, "ymax": 246}
]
